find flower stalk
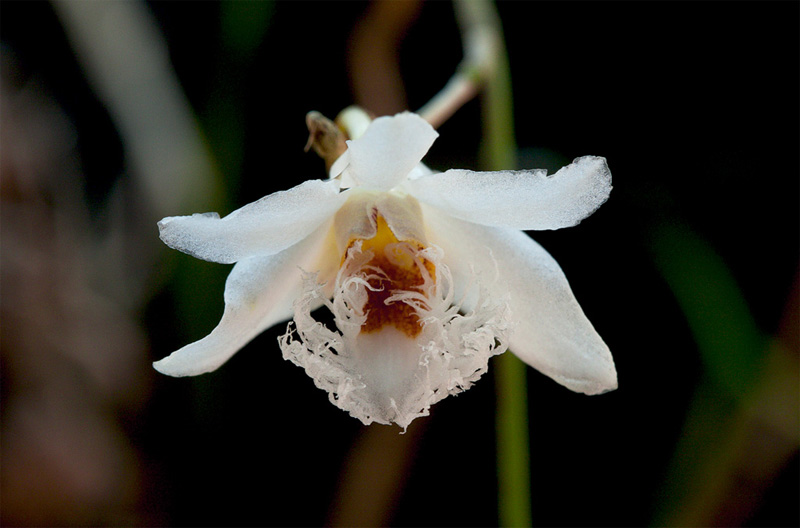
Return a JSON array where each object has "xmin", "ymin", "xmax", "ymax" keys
[
  {"xmin": 418, "ymin": 1, "xmax": 533, "ymax": 523},
  {"xmin": 417, "ymin": 0, "xmax": 500, "ymax": 129},
  {"xmin": 470, "ymin": 3, "xmax": 533, "ymax": 526}
]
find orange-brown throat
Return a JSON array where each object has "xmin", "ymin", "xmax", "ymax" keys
[{"xmin": 346, "ymin": 215, "xmax": 435, "ymax": 338}]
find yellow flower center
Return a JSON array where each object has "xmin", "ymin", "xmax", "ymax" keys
[{"xmin": 348, "ymin": 214, "xmax": 435, "ymax": 338}]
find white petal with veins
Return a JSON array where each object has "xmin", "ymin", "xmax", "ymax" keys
[
  {"xmin": 422, "ymin": 205, "xmax": 617, "ymax": 395},
  {"xmin": 407, "ymin": 156, "xmax": 612, "ymax": 231},
  {"xmin": 158, "ymin": 179, "xmax": 345, "ymax": 263},
  {"xmin": 153, "ymin": 221, "xmax": 338, "ymax": 376}
]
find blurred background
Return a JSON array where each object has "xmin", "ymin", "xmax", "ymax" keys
[{"xmin": 1, "ymin": 1, "xmax": 797, "ymax": 526}]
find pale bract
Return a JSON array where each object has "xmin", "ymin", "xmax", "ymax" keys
[{"xmin": 155, "ymin": 111, "xmax": 617, "ymax": 429}]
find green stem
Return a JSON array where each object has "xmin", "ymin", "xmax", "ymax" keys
[
  {"xmin": 495, "ymin": 354, "xmax": 532, "ymax": 528},
  {"xmin": 479, "ymin": 7, "xmax": 532, "ymax": 527}
]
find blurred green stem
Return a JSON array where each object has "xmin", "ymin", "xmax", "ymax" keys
[
  {"xmin": 495, "ymin": 354, "xmax": 532, "ymax": 528},
  {"xmin": 421, "ymin": 1, "xmax": 531, "ymax": 523},
  {"xmin": 472, "ymin": 3, "xmax": 532, "ymax": 526}
]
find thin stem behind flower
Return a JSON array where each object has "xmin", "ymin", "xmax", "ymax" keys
[
  {"xmin": 417, "ymin": 0, "xmax": 501, "ymax": 129},
  {"xmin": 424, "ymin": 1, "xmax": 534, "ymax": 526}
]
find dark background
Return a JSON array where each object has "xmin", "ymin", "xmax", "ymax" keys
[{"xmin": 1, "ymin": 1, "xmax": 797, "ymax": 526}]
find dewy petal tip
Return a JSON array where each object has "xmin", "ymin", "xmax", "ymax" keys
[{"xmin": 155, "ymin": 111, "xmax": 617, "ymax": 428}]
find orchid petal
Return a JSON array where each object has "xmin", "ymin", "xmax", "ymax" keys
[
  {"xmin": 423, "ymin": 205, "xmax": 617, "ymax": 395},
  {"xmin": 153, "ymin": 221, "xmax": 338, "ymax": 376},
  {"xmin": 342, "ymin": 112, "xmax": 439, "ymax": 191},
  {"xmin": 408, "ymin": 156, "xmax": 611, "ymax": 231},
  {"xmin": 158, "ymin": 179, "xmax": 345, "ymax": 263},
  {"xmin": 280, "ymin": 239, "xmax": 509, "ymax": 429}
]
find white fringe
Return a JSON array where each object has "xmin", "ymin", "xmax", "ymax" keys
[{"xmin": 279, "ymin": 241, "xmax": 511, "ymax": 430}]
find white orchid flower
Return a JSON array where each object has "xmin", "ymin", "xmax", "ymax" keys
[{"xmin": 155, "ymin": 111, "xmax": 617, "ymax": 429}]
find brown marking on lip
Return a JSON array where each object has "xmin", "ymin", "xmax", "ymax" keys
[{"xmin": 347, "ymin": 214, "xmax": 435, "ymax": 337}]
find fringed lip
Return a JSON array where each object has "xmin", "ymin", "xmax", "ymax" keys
[{"xmin": 279, "ymin": 218, "xmax": 511, "ymax": 429}]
